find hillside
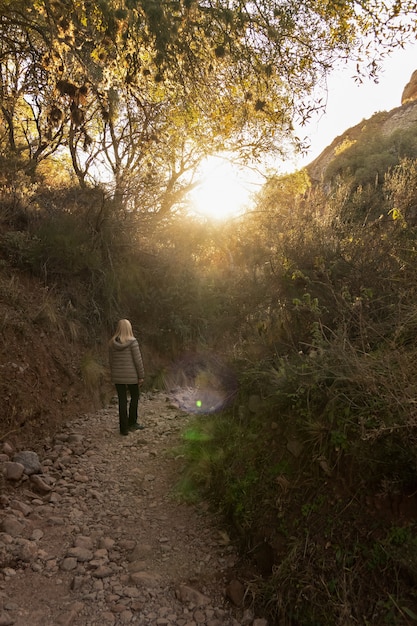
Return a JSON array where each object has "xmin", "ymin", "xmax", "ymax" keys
[
  {"xmin": 0, "ymin": 266, "xmax": 110, "ymax": 448},
  {"xmin": 307, "ymin": 91, "xmax": 417, "ymax": 183}
]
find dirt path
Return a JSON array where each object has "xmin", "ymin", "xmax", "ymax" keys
[{"xmin": 0, "ymin": 392, "xmax": 262, "ymax": 626}]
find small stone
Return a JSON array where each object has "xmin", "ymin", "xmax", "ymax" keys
[
  {"xmin": 13, "ymin": 451, "xmax": 42, "ymax": 475},
  {"xmin": 15, "ymin": 538, "xmax": 37, "ymax": 562},
  {"xmin": 128, "ymin": 543, "xmax": 152, "ymax": 561},
  {"xmin": 2, "ymin": 568, "xmax": 16, "ymax": 577},
  {"xmin": 67, "ymin": 547, "xmax": 93, "ymax": 562},
  {"xmin": 30, "ymin": 474, "xmax": 52, "ymax": 492},
  {"xmin": 176, "ymin": 585, "xmax": 211, "ymax": 606},
  {"xmin": 3, "ymin": 442, "xmax": 14, "ymax": 456},
  {"xmin": 119, "ymin": 610, "xmax": 133, "ymax": 623},
  {"xmin": 94, "ymin": 548, "xmax": 108, "ymax": 559},
  {"xmin": 74, "ymin": 536, "xmax": 94, "ymax": 550},
  {"xmin": 100, "ymin": 537, "xmax": 115, "ymax": 550},
  {"xmin": 225, "ymin": 580, "xmax": 245, "ymax": 607},
  {"xmin": 193, "ymin": 609, "xmax": 206, "ymax": 623},
  {"xmin": 68, "ymin": 434, "xmax": 84, "ymax": 444},
  {"xmin": 31, "ymin": 528, "xmax": 44, "ymax": 541},
  {"xmin": 73, "ymin": 473, "xmax": 89, "ymax": 483},
  {"xmin": 123, "ymin": 586, "xmax": 141, "ymax": 598},
  {"xmin": 2, "ymin": 516, "xmax": 24, "ymax": 537},
  {"xmin": 0, "ymin": 611, "xmax": 14, "ymax": 626},
  {"xmin": 242, "ymin": 608, "xmax": 255, "ymax": 624},
  {"xmin": 3, "ymin": 461, "xmax": 25, "ymax": 481},
  {"xmin": 130, "ymin": 571, "xmax": 161, "ymax": 587},
  {"xmin": 61, "ymin": 557, "xmax": 78, "ymax": 571},
  {"xmin": 93, "ymin": 565, "xmax": 114, "ymax": 578},
  {"xmin": 10, "ymin": 499, "xmax": 32, "ymax": 516},
  {"xmin": 127, "ymin": 560, "xmax": 147, "ymax": 573}
]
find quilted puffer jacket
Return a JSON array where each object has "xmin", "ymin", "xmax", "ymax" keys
[{"xmin": 109, "ymin": 338, "xmax": 145, "ymax": 384}]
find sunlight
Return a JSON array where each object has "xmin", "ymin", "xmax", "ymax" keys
[{"xmin": 190, "ymin": 156, "xmax": 255, "ymax": 220}]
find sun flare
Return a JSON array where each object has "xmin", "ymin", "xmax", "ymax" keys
[{"xmin": 190, "ymin": 157, "xmax": 254, "ymax": 220}]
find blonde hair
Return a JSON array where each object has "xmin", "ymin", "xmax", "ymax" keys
[{"xmin": 110, "ymin": 319, "xmax": 135, "ymax": 344}]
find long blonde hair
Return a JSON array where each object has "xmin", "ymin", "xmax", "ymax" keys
[{"xmin": 110, "ymin": 319, "xmax": 135, "ymax": 344}]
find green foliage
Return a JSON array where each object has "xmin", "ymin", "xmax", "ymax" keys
[
  {"xmin": 385, "ymin": 156, "xmax": 417, "ymax": 224},
  {"xmin": 325, "ymin": 124, "xmax": 417, "ymax": 189},
  {"xmin": 176, "ymin": 408, "xmax": 286, "ymax": 534},
  {"xmin": 32, "ymin": 216, "xmax": 102, "ymax": 276},
  {"xmin": 172, "ymin": 155, "xmax": 417, "ymax": 624},
  {"xmin": 0, "ymin": 231, "xmax": 39, "ymax": 269}
]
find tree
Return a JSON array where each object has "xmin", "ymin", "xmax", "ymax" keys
[{"xmin": 0, "ymin": 0, "xmax": 416, "ymax": 212}]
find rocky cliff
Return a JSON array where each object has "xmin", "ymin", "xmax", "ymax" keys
[
  {"xmin": 307, "ymin": 70, "xmax": 417, "ymax": 183},
  {"xmin": 402, "ymin": 69, "xmax": 417, "ymax": 104}
]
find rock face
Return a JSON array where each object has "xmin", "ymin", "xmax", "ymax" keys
[
  {"xmin": 402, "ymin": 69, "xmax": 417, "ymax": 104},
  {"xmin": 307, "ymin": 100, "xmax": 417, "ymax": 183},
  {"xmin": 306, "ymin": 69, "xmax": 417, "ymax": 183}
]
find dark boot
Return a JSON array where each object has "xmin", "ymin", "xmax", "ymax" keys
[{"xmin": 128, "ymin": 423, "xmax": 144, "ymax": 431}]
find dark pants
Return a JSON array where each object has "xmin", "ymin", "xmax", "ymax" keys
[{"xmin": 115, "ymin": 383, "xmax": 140, "ymax": 434}]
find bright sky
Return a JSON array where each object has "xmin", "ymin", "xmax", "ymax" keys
[{"xmin": 290, "ymin": 43, "xmax": 417, "ymax": 170}]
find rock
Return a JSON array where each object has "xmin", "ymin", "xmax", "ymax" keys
[
  {"xmin": 0, "ymin": 612, "xmax": 14, "ymax": 626},
  {"xmin": 31, "ymin": 528, "xmax": 44, "ymax": 541},
  {"xmin": 242, "ymin": 608, "xmax": 255, "ymax": 624},
  {"xmin": 67, "ymin": 434, "xmax": 84, "ymax": 444},
  {"xmin": 92, "ymin": 565, "xmax": 114, "ymax": 578},
  {"xmin": 100, "ymin": 537, "xmax": 115, "ymax": 550},
  {"xmin": 176, "ymin": 584, "xmax": 211, "ymax": 606},
  {"xmin": 3, "ymin": 462, "xmax": 25, "ymax": 481},
  {"xmin": 10, "ymin": 499, "xmax": 32, "ymax": 516},
  {"xmin": 29, "ymin": 474, "xmax": 52, "ymax": 492},
  {"xmin": 128, "ymin": 560, "xmax": 147, "ymax": 573},
  {"xmin": 56, "ymin": 601, "xmax": 85, "ymax": 625},
  {"xmin": 226, "ymin": 579, "xmax": 245, "ymax": 607},
  {"xmin": 74, "ymin": 535, "xmax": 94, "ymax": 550},
  {"xmin": 66, "ymin": 546, "xmax": 94, "ymax": 562},
  {"xmin": 15, "ymin": 538, "xmax": 38, "ymax": 562},
  {"xmin": 12, "ymin": 451, "xmax": 42, "ymax": 475},
  {"xmin": 3, "ymin": 442, "xmax": 14, "ymax": 456},
  {"xmin": 128, "ymin": 543, "xmax": 152, "ymax": 561},
  {"xmin": 48, "ymin": 492, "xmax": 62, "ymax": 504},
  {"xmin": 2, "ymin": 516, "xmax": 25, "ymax": 537},
  {"xmin": 61, "ymin": 557, "xmax": 78, "ymax": 571},
  {"xmin": 402, "ymin": 69, "xmax": 417, "ymax": 104}
]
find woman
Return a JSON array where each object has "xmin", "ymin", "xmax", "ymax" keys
[{"xmin": 109, "ymin": 319, "xmax": 145, "ymax": 435}]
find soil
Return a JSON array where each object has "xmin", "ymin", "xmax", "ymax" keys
[{"xmin": 0, "ymin": 392, "xmax": 257, "ymax": 626}]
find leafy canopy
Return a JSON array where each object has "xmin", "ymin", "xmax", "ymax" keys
[{"xmin": 0, "ymin": 0, "xmax": 416, "ymax": 204}]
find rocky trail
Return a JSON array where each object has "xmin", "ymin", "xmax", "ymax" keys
[{"xmin": 0, "ymin": 392, "xmax": 266, "ymax": 626}]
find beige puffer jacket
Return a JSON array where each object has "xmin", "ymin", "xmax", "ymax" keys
[{"xmin": 109, "ymin": 338, "xmax": 145, "ymax": 384}]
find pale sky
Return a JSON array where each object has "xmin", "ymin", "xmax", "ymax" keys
[{"xmin": 290, "ymin": 43, "xmax": 417, "ymax": 170}]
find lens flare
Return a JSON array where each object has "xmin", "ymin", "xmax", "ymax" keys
[{"xmin": 165, "ymin": 352, "xmax": 238, "ymax": 414}]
